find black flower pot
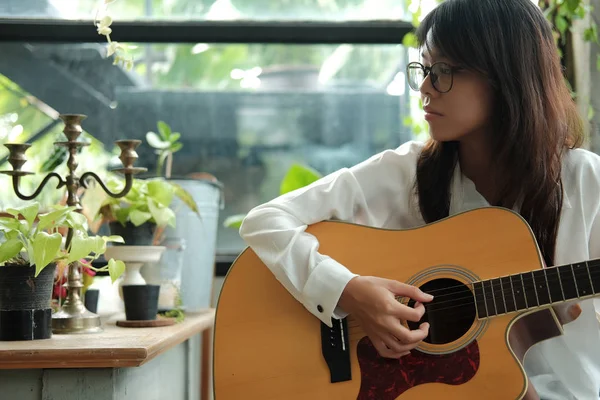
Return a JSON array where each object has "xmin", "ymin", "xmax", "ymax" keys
[
  {"xmin": 109, "ymin": 221, "xmax": 157, "ymax": 246},
  {"xmin": 0, "ymin": 264, "xmax": 56, "ymax": 341},
  {"xmin": 122, "ymin": 285, "xmax": 160, "ymax": 321},
  {"xmin": 84, "ymin": 289, "xmax": 99, "ymax": 314}
]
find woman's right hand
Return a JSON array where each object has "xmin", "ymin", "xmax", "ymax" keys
[{"xmin": 337, "ymin": 276, "xmax": 433, "ymax": 359}]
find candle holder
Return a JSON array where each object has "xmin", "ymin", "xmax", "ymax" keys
[{"xmin": 0, "ymin": 114, "xmax": 146, "ymax": 334}]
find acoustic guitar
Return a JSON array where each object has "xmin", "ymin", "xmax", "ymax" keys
[{"xmin": 213, "ymin": 207, "xmax": 599, "ymax": 399}]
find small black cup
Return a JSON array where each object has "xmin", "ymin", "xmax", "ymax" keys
[
  {"xmin": 122, "ymin": 285, "xmax": 160, "ymax": 321},
  {"xmin": 84, "ymin": 289, "xmax": 100, "ymax": 314}
]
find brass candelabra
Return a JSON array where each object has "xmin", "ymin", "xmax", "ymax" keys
[{"xmin": 0, "ymin": 114, "xmax": 146, "ymax": 334}]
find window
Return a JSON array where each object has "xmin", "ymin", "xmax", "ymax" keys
[{"xmin": 0, "ymin": 0, "xmax": 419, "ymax": 256}]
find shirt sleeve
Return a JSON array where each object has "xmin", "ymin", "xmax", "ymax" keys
[{"xmin": 239, "ymin": 141, "xmax": 423, "ymax": 327}]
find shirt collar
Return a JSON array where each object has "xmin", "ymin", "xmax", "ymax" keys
[{"xmin": 450, "ymin": 163, "xmax": 572, "ymax": 212}]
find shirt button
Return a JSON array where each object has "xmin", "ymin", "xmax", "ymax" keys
[{"xmin": 317, "ymin": 305, "xmax": 324, "ymax": 312}]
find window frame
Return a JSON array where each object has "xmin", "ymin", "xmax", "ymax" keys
[{"xmin": 0, "ymin": 19, "xmax": 413, "ymax": 44}]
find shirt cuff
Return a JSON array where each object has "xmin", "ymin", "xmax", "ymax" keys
[{"xmin": 301, "ymin": 257, "xmax": 358, "ymax": 327}]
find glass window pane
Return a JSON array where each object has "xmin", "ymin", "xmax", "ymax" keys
[
  {"xmin": 0, "ymin": 0, "xmax": 415, "ymax": 21},
  {"xmin": 0, "ymin": 42, "xmax": 418, "ymax": 254}
]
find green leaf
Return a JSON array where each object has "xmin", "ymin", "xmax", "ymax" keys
[
  {"xmin": 32, "ymin": 232, "xmax": 62, "ymax": 276},
  {"xmin": 66, "ymin": 211, "xmax": 88, "ymax": 231},
  {"xmin": 104, "ymin": 235, "xmax": 125, "ymax": 244},
  {"xmin": 4, "ymin": 231, "xmax": 19, "ymax": 240},
  {"xmin": 596, "ymin": 54, "xmax": 600, "ymax": 71},
  {"xmin": 171, "ymin": 182, "xmax": 199, "ymax": 215},
  {"xmin": 0, "ymin": 238, "xmax": 23, "ymax": 264},
  {"xmin": 169, "ymin": 133, "xmax": 181, "ymax": 143},
  {"xmin": 402, "ymin": 32, "xmax": 419, "ymax": 49},
  {"xmin": 7, "ymin": 203, "xmax": 39, "ymax": 229},
  {"xmin": 223, "ymin": 214, "xmax": 245, "ymax": 229},
  {"xmin": 555, "ymin": 15, "xmax": 568, "ymax": 36},
  {"xmin": 107, "ymin": 258, "xmax": 126, "ymax": 283},
  {"xmin": 584, "ymin": 22, "xmax": 599, "ymax": 43},
  {"xmin": 147, "ymin": 198, "xmax": 176, "ymax": 227},
  {"xmin": 147, "ymin": 179, "xmax": 174, "ymax": 207},
  {"xmin": 157, "ymin": 121, "xmax": 172, "ymax": 140},
  {"xmin": 169, "ymin": 142, "xmax": 183, "ymax": 153},
  {"xmin": 81, "ymin": 182, "xmax": 109, "ymax": 223},
  {"xmin": 88, "ymin": 236, "xmax": 108, "ymax": 255},
  {"xmin": 566, "ymin": 0, "xmax": 581, "ymax": 13},
  {"xmin": 0, "ymin": 217, "xmax": 22, "ymax": 232},
  {"xmin": 17, "ymin": 220, "xmax": 29, "ymax": 235},
  {"xmin": 37, "ymin": 207, "xmax": 73, "ymax": 232},
  {"xmin": 67, "ymin": 235, "xmax": 96, "ymax": 263},
  {"xmin": 129, "ymin": 209, "xmax": 152, "ymax": 226},
  {"xmin": 40, "ymin": 146, "xmax": 68, "ymax": 173},
  {"xmin": 146, "ymin": 131, "xmax": 171, "ymax": 150},
  {"xmin": 19, "ymin": 203, "xmax": 39, "ymax": 227},
  {"xmin": 279, "ymin": 164, "xmax": 322, "ymax": 195},
  {"xmin": 115, "ymin": 207, "xmax": 131, "ymax": 225}
]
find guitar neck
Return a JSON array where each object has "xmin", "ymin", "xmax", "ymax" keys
[{"xmin": 473, "ymin": 259, "xmax": 600, "ymax": 318}]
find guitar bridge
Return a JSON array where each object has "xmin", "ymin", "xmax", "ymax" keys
[{"xmin": 320, "ymin": 318, "xmax": 352, "ymax": 383}]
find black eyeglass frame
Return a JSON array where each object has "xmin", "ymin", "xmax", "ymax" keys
[{"xmin": 406, "ymin": 61, "xmax": 463, "ymax": 94}]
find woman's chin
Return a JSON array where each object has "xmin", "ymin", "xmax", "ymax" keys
[{"xmin": 428, "ymin": 129, "xmax": 457, "ymax": 142}]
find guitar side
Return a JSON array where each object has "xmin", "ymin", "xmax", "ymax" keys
[{"xmin": 213, "ymin": 207, "xmax": 565, "ymax": 399}]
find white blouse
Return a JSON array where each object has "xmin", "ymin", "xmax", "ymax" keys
[{"xmin": 239, "ymin": 140, "xmax": 600, "ymax": 400}]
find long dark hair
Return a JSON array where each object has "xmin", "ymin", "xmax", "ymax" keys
[{"xmin": 414, "ymin": 0, "xmax": 583, "ymax": 266}]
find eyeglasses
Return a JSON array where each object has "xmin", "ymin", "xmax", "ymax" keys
[{"xmin": 406, "ymin": 61, "xmax": 461, "ymax": 93}]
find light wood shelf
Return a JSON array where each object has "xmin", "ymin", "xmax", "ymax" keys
[{"xmin": 0, "ymin": 309, "xmax": 215, "ymax": 370}]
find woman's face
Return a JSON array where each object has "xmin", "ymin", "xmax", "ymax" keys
[{"xmin": 418, "ymin": 49, "xmax": 495, "ymax": 143}]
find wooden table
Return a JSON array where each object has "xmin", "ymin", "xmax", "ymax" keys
[{"xmin": 0, "ymin": 309, "xmax": 215, "ymax": 400}]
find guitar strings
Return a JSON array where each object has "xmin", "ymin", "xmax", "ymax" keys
[
  {"xmin": 400, "ymin": 265, "xmax": 600, "ymax": 301},
  {"xmin": 389, "ymin": 268, "xmax": 600, "ymax": 317},
  {"xmin": 404, "ymin": 264, "xmax": 600, "ymax": 298}
]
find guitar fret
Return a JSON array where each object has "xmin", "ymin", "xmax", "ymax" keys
[
  {"xmin": 572, "ymin": 262, "xmax": 593, "ymax": 297},
  {"xmin": 545, "ymin": 266, "xmax": 564, "ymax": 303},
  {"xmin": 521, "ymin": 274, "xmax": 529, "ymax": 309},
  {"xmin": 499, "ymin": 278, "xmax": 509, "ymax": 312},
  {"xmin": 532, "ymin": 270, "xmax": 550, "ymax": 306},
  {"xmin": 501, "ymin": 276, "xmax": 516, "ymax": 312},
  {"xmin": 586, "ymin": 262, "xmax": 595, "ymax": 294},
  {"xmin": 511, "ymin": 274, "xmax": 527, "ymax": 310},
  {"xmin": 589, "ymin": 260, "xmax": 600, "ymax": 294},
  {"xmin": 531, "ymin": 272, "xmax": 541, "ymax": 306},
  {"xmin": 571, "ymin": 264, "xmax": 581, "ymax": 298},
  {"xmin": 523, "ymin": 271, "xmax": 538, "ymax": 307},
  {"xmin": 473, "ymin": 282, "xmax": 488, "ymax": 319},
  {"xmin": 472, "ymin": 259, "xmax": 600, "ymax": 321},
  {"xmin": 558, "ymin": 264, "xmax": 578, "ymax": 300},
  {"xmin": 483, "ymin": 280, "xmax": 497, "ymax": 316},
  {"xmin": 491, "ymin": 278, "xmax": 506, "ymax": 315},
  {"xmin": 543, "ymin": 269, "xmax": 552, "ymax": 301}
]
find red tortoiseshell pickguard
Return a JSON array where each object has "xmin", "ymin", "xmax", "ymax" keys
[{"xmin": 356, "ymin": 337, "xmax": 480, "ymax": 400}]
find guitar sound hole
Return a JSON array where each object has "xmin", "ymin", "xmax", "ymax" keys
[{"xmin": 406, "ymin": 278, "xmax": 476, "ymax": 345}]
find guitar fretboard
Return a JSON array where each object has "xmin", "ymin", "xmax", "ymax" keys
[{"xmin": 473, "ymin": 259, "xmax": 600, "ymax": 318}]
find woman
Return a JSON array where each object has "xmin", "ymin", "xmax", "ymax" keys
[{"xmin": 239, "ymin": 0, "xmax": 600, "ymax": 398}]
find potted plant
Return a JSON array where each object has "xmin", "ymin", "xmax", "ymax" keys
[
  {"xmin": 80, "ymin": 121, "xmax": 203, "ymax": 314},
  {"xmin": 0, "ymin": 202, "xmax": 125, "ymax": 341},
  {"xmin": 143, "ymin": 120, "xmax": 223, "ymax": 315},
  {"xmin": 81, "ymin": 120, "xmax": 198, "ymax": 246},
  {"xmin": 92, "ymin": 177, "xmax": 181, "ymax": 245}
]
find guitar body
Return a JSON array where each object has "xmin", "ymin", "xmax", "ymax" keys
[{"xmin": 213, "ymin": 208, "xmax": 573, "ymax": 399}]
